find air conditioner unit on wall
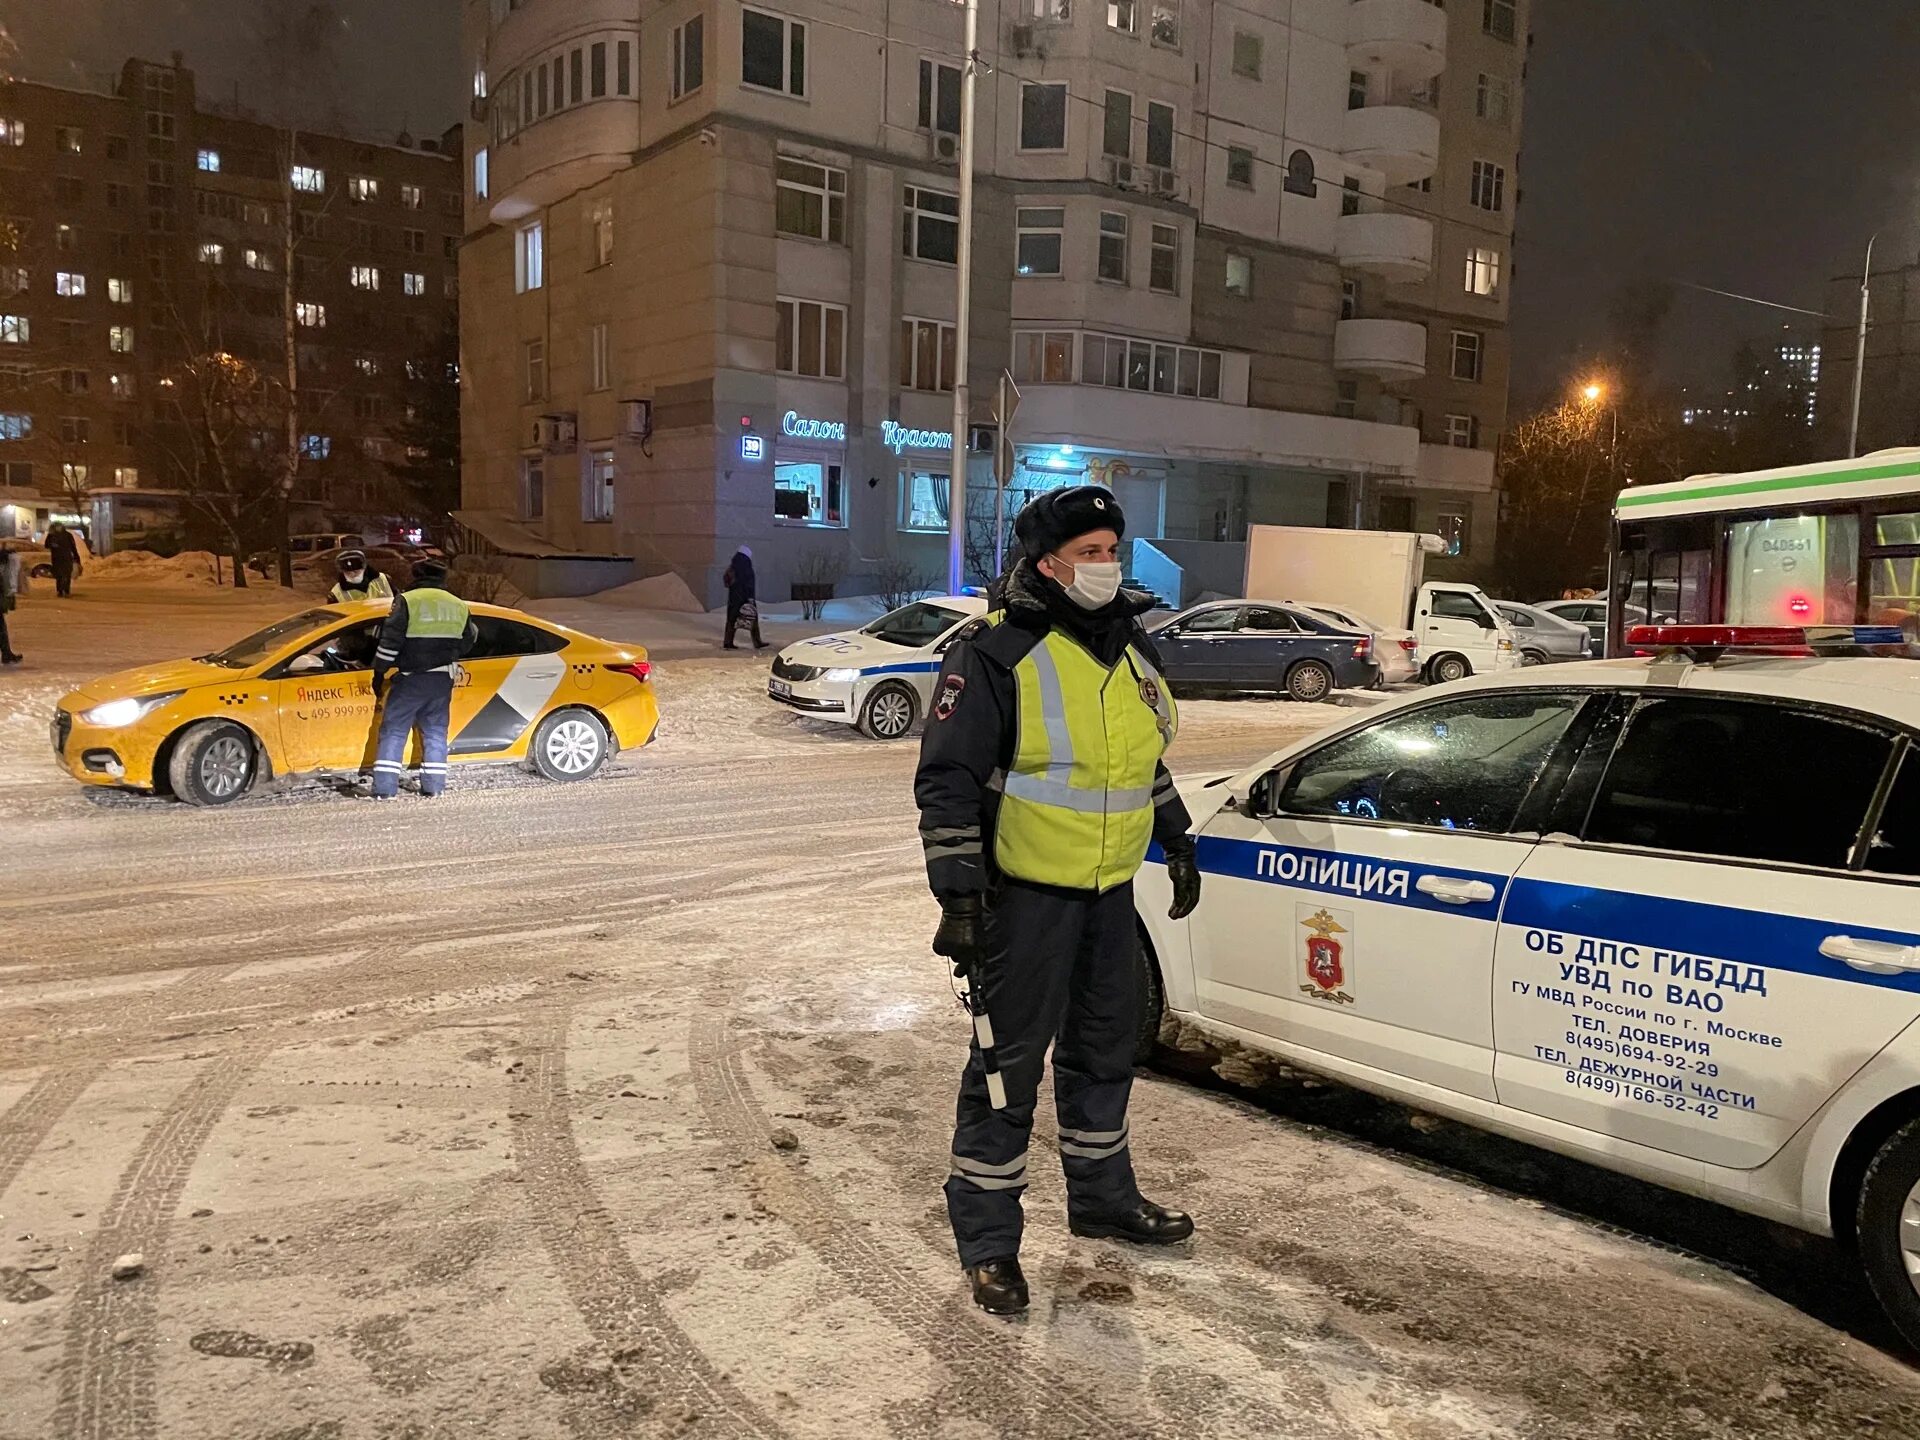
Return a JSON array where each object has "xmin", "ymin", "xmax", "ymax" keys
[
  {"xmin": 622, "ymin": 398, "xmax": 652, "ymax": 440},
  {"xmin": 1104, "ymin": 156, "xmax": 1137, "ymax": 190},
  {"xmin": 968, "ymin": 424, "xmax": 997, "ymax": 454},
  {"xmin": 531, "ymin": 414, "xmax": 577, "ymax": 453},
  {"xmin": 1147, "ymin": 165, "xmax": 1178, "ymax": 198},
  {"xmin": 929, "ymin": 131, "xmax": 960, "ymax": 165}
]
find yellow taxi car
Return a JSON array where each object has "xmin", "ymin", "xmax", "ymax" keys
[{"xmin": 51, "ymin": 601, "xmax": 659, "ymax": 805}]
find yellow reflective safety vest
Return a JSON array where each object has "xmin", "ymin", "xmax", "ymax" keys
[
  {"xmin": 993, "ymin": 623, "xmax": 1177, "ymax": 893},
  {"xmin": 404, "ymin": 588, "xmax": 470, "ymax": 638}
]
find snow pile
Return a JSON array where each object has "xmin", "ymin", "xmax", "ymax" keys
[
  {"xmin": 587, "ymin": 570, "xmax": 706, "ymax": 614},
  {"xmin": 88, "ymin": 550, "xmax": 227, "ymax": 588}
]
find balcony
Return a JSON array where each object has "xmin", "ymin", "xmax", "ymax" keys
[
  {"xmin": 1417, "ymin": 443, "xmax": 1497, "ymax": 492},
  {"xmin": 1347, "ymin": 0, "xmax": 1448, "ymax": 80},
  {"xmin": 488, "ymin": 0, "xmax": 635, "ymax": 72},
  {"xmin": 1334, "ymin": 319, "xmax": 1428, "ymax": 380},
  {"xmin": 487, "ymin": 101, "xmax": 638, "ymax": 223},
  {"xmin": 1342, "ymin": 105, "xmax": 1441, "ymax": 186},
  {"xmin": 1334, "ymin": 211, "xmax": 1433, "ymax": 282}
]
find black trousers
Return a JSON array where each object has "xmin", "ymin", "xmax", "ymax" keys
[
  {"xmin": 945, "ymin": 878, "xmax": 1142, "ymax": 1267},
  {"xmin": 0, "ymin": 609, "xmax": 13, "ymax": 656},
  {"xmin": 52, "ymin": 565, "xmax": 73, "ymax": 598},
  {"xmin": 723, "ymin": 600, "xmax": 763, "ymax": 648}
]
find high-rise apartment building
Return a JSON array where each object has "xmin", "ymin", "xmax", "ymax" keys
[
  {"xmin": 0, "ymin": 58, "xmax": 461, "ymax": 547},
  {"xmin": 460, "ymin": 0, "xmax": 1524, "ymax": 603}
]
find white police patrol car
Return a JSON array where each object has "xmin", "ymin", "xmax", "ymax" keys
[
  {"xmin": 767, "ymin": 595, "xmax": 988, "ymax": 740},
  {"xmin": 1132, "ymin": 625, "xmax": 1920, "ymax": 1345}
]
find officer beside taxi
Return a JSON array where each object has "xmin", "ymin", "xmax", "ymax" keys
[
  {"xmin": 369, "ymin": 559, "xmax": 477, "ymax": 799},
  {"xmin": 330, "ymin": 549, "xmax": 394, "ymax": 604},
  {"xmin": 915, "ymin": 485, "xmax": 1204, "ymax": 1315}
]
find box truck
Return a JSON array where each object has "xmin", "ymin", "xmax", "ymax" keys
[{"xmin": 1243, "ymin": 525, "xmax": 1519, "ymax": 683}]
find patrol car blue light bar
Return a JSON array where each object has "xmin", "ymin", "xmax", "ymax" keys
[{"xmin": 1625, "ymin": 624, "xmax": 1913, "ymax": 654}]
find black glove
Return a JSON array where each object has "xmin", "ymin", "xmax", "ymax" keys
[
  {"xmin": 1167, "ymin": 849, "xmax": 1202, "ymax": 921},
  {"xmin": 371, "ymin": 667, "xmax": 389, "ymax": 700},
  {"xmin": 932, "ymin": 895, "xmax": 986, "ymax": 977}
]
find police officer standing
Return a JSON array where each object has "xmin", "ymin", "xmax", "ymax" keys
[
  {"xmin": 915, "ymin": 486, "xmax": 1203, "ymax": 1315},
  {"xmin": 368, "ymin": 559, "xmax": 477, "ymax": 799},
  {"xmin": 330, "ymin": 549, "xmax": 394, "ymax": 604}
]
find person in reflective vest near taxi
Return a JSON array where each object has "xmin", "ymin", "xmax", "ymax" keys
[
  {"xmin": 369, "ymin": 559, "xmax": 477, "ymax": 798},
  {"xmin": 914, "ymin": 485, "xmax": 1203, "ymax": 1316}
]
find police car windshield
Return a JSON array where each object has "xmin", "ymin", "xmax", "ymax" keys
[
  {"xmin": 200, "ymin": 609, "xmax": 339, "ymax": 669},
  {"xmin": 861, "ymin": 602, "xmax": 967, "ymax": 649}
]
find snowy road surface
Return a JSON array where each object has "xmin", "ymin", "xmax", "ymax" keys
[{"xmin": 2, "ymin": 585, "xmax": 1918, "ymax": 1439}]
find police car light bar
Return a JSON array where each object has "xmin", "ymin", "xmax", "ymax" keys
[{"xmin": 1624, "ymin": 624, "xmax": 1913, "ymax": 657}]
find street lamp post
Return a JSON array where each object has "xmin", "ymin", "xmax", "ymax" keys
[
  {"xmin": 1847, "ymin": 233, "xmax": 1877, "ymax": 459},
  {"xmin": 945, "ymin": 0, "xmax": 980, "ymax": 593}
]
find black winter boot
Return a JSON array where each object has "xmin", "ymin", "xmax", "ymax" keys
[
  {"xmin": 1070, "ymin": 1199, "xmax": 1194, "ymax": 1245},
  {"xmin": 966, "ymin": 1257, "xmax": 1029, "ymax": 1315}
]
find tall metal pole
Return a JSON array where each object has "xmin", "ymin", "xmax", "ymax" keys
[
  {"xmin": 946, "ymin": 0, "xmax": 979, "ymax": 592},
  {"xmin": 1848, "ymin": 233, "xmax": 1876, "ymax": 458}
]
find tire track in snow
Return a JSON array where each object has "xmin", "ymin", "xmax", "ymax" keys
[
  {"xmin": 51, "ymin": 1042, "xmax": 272, "ymax": 1440},
  {"xmin": 686, "ymin": 1006, "xmax": 1161, "ymax": 1440},
  {"xmin": 512, "ymin": 1006, "xmax": 791, "ymax": 1440}
]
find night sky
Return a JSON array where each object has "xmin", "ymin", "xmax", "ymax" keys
[{"xmin": 7, "ymin": 0, "xmax": 1918, "ymax": 416}]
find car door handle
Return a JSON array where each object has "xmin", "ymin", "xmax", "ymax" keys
[
  {"xmin": 1819, "ymin": 935, "xmax": 1920, "ymax": 975},
  {"xmin": 1416, "ymin": 876, "xmax": 1496, "ymax": 905}
]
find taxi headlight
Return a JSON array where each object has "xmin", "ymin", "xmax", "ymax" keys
[
  {"xmin": 83, "ymin": 691, "xmax": 184, "ymax": 728},
  {"xmin": 821, "ymin": 667, "xmax": 861, "ymax": 684}
]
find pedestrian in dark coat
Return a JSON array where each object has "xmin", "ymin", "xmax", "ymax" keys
[
  {"xmin": 722, "ymin": 546, "xmax": 766, "ymax": 650},
  {"xmin": 0, "ymin": 547, "xmax": 22, "ymax": 663},
  {"xmin": 46, "ymin": 524, "xmax": 80, "ymax": 599}
]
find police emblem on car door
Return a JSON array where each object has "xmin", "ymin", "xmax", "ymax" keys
[{"xmin": 1299, "ymin": 906, "xmax": 1355, "ymax": 1004}]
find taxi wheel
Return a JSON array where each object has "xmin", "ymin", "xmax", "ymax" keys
[
  {"xmin": 1132, "ymin": 930, "xmax": 1166, "ymax": 1066},
  {"xmin": 167, "ymin": 720, "xmax": 257, "ymax": 806},
  {"xmin": 530, "ymin": 708, "xmax": 609, "ymax": 782},
  {"xmin": 858, "ymin": 682, "xmax": 918, "ymax": 741},
  {"xmin": 1285, "ymin": 659, "xmax": 1334, "ymax": 703},
  {"xmin": 1855, "ymin": 1116, "xmax": 1920, "ymax": 1350},
  {"xmin": 1428, "ymin": 653, "xmax": 1471, "ymax": 684}
]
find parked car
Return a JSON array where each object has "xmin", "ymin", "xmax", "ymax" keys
[
  {"xmin": 1149, "ymin": 601, "xmax": 1380, "ymax": 702},
  {"xmin": 1, "ymin": 533, "xmax": 93, "ymax": 579},
  {"xmin": 767, "ymin": 596, "xmax": 988, "ymax": 739},
  {"xmin": 1293, "ymin": 602, "xmax": 1420, "ymax": 685},
  {"xmin": 247, "ymin": 532, "xmax": 368, "ymax": 575},
  {"xmin": 1496, "ymin": 601, "xmax": 1593, "ymax": 664}
]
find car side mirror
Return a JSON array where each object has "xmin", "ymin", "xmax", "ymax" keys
[
  {"xmin": 1232, "ymin": 766, "xmax": 1289, "ymax": 820},
  {"xmin": 288, "ymin": 653, "xmax": 326, "ymax": 674}
]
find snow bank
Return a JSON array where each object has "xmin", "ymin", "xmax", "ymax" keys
[
  {"xmin": 87, "ymin": 550, "xmax": 227, "ymax": 588},
  {"xmin": 583, "ymin": 570, "xmax": 706, "ymax": 614}
]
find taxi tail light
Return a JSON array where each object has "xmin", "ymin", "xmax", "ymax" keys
[{"xmin": 605, "ymin": 660, "xmax": 652, "ymax": 683}]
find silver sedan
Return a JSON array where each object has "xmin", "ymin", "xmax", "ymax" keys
[{"xmin": 1494, "ymin": 601, "xmax": 1593, "ymax": 664}]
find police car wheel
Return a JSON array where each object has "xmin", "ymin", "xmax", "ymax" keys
[
  {"xmin": 1854, "ymin": 1117, "xmax": 1920, "ymax": 1350},
  {"xmin": 530, "ymin": 708, "xmax": 609, "ymax": 782},
  {"xmin": 1285, "ymin": 660, "xmax": 1334, "ymax": 703},
  {"xmin": 1429, "ymin": 654, "xmax": 1470, "ymax": 684},
  {"xmin": 167, "ymin": 720, "xmax": 256, "ymax": 806},
  {"xmin": 858, "ymin": 682, "xmax": 918, "ymax": 741},
  {"xmin": 1132, "ymin": 931, "xmax": 1166, "ymax": 1066}
]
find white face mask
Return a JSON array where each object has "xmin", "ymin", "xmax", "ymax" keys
[{"xmin": 1056, "ymin": 558, "xmax": 1122, "ymax": 610}]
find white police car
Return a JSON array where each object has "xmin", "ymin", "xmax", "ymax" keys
[
  {"xmin": 1132, "ymin": 625, "xmax": 1920, "ymax": 1346},
  {"xmin": 768, "ymin": 595, "xmax": 988, "ymax": 739}
]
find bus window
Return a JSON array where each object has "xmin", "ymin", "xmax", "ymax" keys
[
  {"xmin": 1726, "ymin": 512, "xmax": 1858, "ymax": 626},
  {"xmin": 1871, "ymin": 511, "xmax": 1920, "ymax": 635},
  {"xmin": 1616, "ymin": 535, "xmax": 1710, "ymax": 626}
]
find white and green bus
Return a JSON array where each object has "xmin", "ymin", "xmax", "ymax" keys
[{"xmin": 1610, "ymin": 448, "xmax": 1920, "ymax": 654}]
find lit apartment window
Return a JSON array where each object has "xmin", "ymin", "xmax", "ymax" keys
[
  {"xmin": 1470, "ymin": 160, "xmax": 1506, "ymax": 212},
  {"xmin": 1450, "ymin": 329, "xmax": 1483, "ymax": 382},
  {"xmin": 1230, "ymin": 31, "xmax": 1261, "ymax": 80},
  {"xmin": 584, "ymin": 449, "xmax": 615, "ymax": 522},
  {"xmin": 1098, "ymin": 211, "xmax": 1128, "ymax": 283},
  {"xmin": 110, "ymin": 372, "xmax": 135, "ymax": 398},
  {"xmin": 523, "ymin": 455, "xmax": 545, "ymax": 520},
  {"xmin": 198, "ymin": 243, "xmax": 224, "ymax": 266},
  {"xmin": 516, "ymin": 221, "xmax": 545, "ymax": 292},
  {"xmin": 590, "ymin": 197, "xmax": 614, "ymax": 266},
  {"xmin": 1225, "ymin": 252, "xmax": 1252, "ymax": 297},
  {"xmin": 1103, "ymin": 89, "xmax": 1132, "ymax": 160},
  {"xmin": 108, "ymin": 278, "xmax": 132, "ymax": 304},
  {"xmin": 0, "ymin": 119, "xmax": 24, "ymax": 147},
  {"xmin": 589, "ymin": 323, "xmax": 611, "ymax": 391},
  {"xmin": 355, "ymin": 357, "xmax": 381, "ymax": 377},
  {"xmin": 1012, "ymin": 330, "xmax": 1076, "ymax": 384},
  {"xmin": 673, "ymin": 15, "xmax": 705, "ymax": 100},
  {"xmin": 1437, "ymin": 511, "xmax": 1469, "ymax": 557},
  {"xmin": 1483, "ymin": 0, "xmax": 1517, "ymax": 43},
  {"xmin": 1152, "ymin": 0, "xmax": 1179, "ymax": 47},
  {"xmin": 1019, "ymin": 82, "xmax": 1067, "ymax": 151},
  {"xmin": 1476, "ymin": 73, "xmax": 1514, "ymax": 125},
  {"xmin": 919, "ymin": 59, "xmax": 961, "ymax": 135},
  {"xmin": 525, "ymin": 339, "xmax": 546, "ymax": 402},
  {"xmin": 900, "ymin": 317, "xmax": 956, "ymax": 392},
  {"xmin": 902, "ymin": 185, "xmax": 959, "ymax": 263},
  {"xmin": 775, "ymin": 160, "xmax": 846, "ymax": 243},
  {"xmin": 291, "ymin": 165, "xmax": 325, "ymax": 193},
  {"xmin": 401, "ymin": 184, "xmax": 423, "ymax": 210},
  {"xmin": 301, "ymin": 434, "xmax": 332, "ymax": 460},
  {"xmin": 349, "ymin": 176, "xmax": 379, "ymax": 204},
  {"xmin": 197, "ymin": 148, "xmax": 220, "ymax": 172},
  {"xmin": 1226, "ymin": 146, "xmax": 1254, "ymax": 189},
  {"xmin": 403, "ymin": 272, "xmax": 425, "ymax": 296},
  {"xmin": 474, "ymin": 148, "xmax": 489, "ymax": 200},
  {"xmin": 0, "ymin": 413, "xmax": 29, "ymax": 439},
  {"xmin": 109, "ymin": 325, "xmax": 133, "ymax": 353},
  {"xmin": 1106, "ymin": 0, "xmax": 1137, "ymax": 36},
  {"xmin": 1464, "ymin": 247, "xmax": 1502, "ymax": 297},
  {"xmin": 351, "ymin": 265, "xmax": 380, "ymax": 290},
  {"xmin": 1445, "ymin": 414, "xmax": 1480, "ymax": 449},
  {"xmin": 774, "ymin": 461, "xmax": 844, "ymax": 528},
  {"xmin": 775, "ymin": 297, "xmax": 847, "ymax": 379},
  {"xmin": 56, "ymin": 271, "xmax": 87, "ymax": 297},
  {"xmin": 114, "ymin": 466, "xmax": 139, "ymax": 487},
  {"xmin": 1149, "ymin": 223, "xmax": 1179, "ymax": 294},
  {"xmin": 900, "ymin": 471, "xmax": 950, "ymax": 533},
  {"xmin": 296, "ymin": 302, "xmax": 326, "ymax": 328},
  {"xmin": 1015, "ymin": 208, "xmax": 1064, "ymax": 277},
  {"xmin": 741, "ymin": 9, "xmax": 806, "ymax": 98},
  {"xmin": 60, "ymin": 463, "xmax": 90, "ymax": 488},
  {"xmin": 0, "ymin": 316, "xmax": 29, "ymax": 344},
  {"xmin": 1080, "ymin": 331, "xmax": 1221, "ymax": 398},
  {"xmin": 243, "ymin": 248, "xmax": 271, "ymax": 271}
]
